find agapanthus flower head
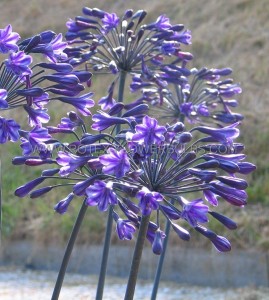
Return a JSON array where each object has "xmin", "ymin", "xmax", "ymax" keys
[
  {"xmin": 14, "ymin": 110, "xmax": 255, "ymax": 253},
  {"xmin": 65, "ymin": 7, "xmax": 191, "ymax": 74},
  {"xmin": 132, "ymin": 65, "xmax": 243, "ymax": 127}
]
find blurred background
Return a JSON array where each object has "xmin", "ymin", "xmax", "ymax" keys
[{"xmin": 0, "ymin": 0, "xmax": 268, "ymax": 299}]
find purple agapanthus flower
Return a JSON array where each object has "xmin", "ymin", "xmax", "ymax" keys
[
  {"xmin": 91, "ymin": 112, "xmax": 130, "ymax": 131},
  {"xmin": 132, "ymin": 115, "xmax": 166, "ymax": 145},
  {"xmin": 56, "ymin": 151, "xmax": 91, "ymax": 176},
  {"xmin": 99, "ymin": 148, "xmax": 130, "ymax": 178},
  {"xmin": 147, "ymin": 15, "xmax": 172, "ymax": 30},
  {"xmin": 58, "ymin": 92, "xmax": 94, "ymax": 115},
  {"xmin": 20, "ymin": 126, "xmax": 51, "ymax": 155},
  {"xmin": 180, "ymin": 198, "xmax": 209, "ymax": 227},
  {"xmin": 136, "ymin": 187, "xmax": 163, "ymax": 216},
  {"xmin": 102, "ymin": 13, "xmax": 120, "ymax": 32},
  {"xmin": 23, "ymin": 105, "xmax": 50, "ymax": 127},
  {"xmin": 0, "ymin": 89, "xmax": 8, "ymax": 108},
  {"xmin": 5, "ymin": 50, "xmax": 32, "ymax": 76},
  {"xmin": 85, "ymin": 180, "xmax": 118, "ymax": 211},
  {"xmin": 31, "ymin": 33, "xmax": 68, "ymax": 63},
  {"xmin": 116, "ymin": 218, "xmax": 136, "ymax": 240},
  {"xmin": 0, "ymin": 24, "xmax": 20, "ymax": 53},
  {"xmin": 0, "ymin": 117, "xmax": 20, "ymax": 143}
]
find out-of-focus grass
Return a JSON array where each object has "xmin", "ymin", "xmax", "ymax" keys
[{"xmin": 1, "ymin": 0, "xmax": 269, "ymax": 248}]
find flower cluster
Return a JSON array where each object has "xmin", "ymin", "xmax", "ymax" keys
[
  {"xmin": 14, "ymin": 112, "xmax": 255, "ymax": 253},
  {"xmin": 131, "ymin": 65, "xmax": 244, "ymax": 126},
  {"xmin": 64, "ymin": 8, "xmax": 192, "ymax": 111},
  {"xmin": 0, "ymin": 24, "xmax": 92, "ymax": 144},
  {"xmin": 11, "ymin": 7, "xmax": 255, "ymax": 256}
]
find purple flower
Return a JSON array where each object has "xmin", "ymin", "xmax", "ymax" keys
[
  {"xmin": 33, "ymin": 92, "xmax": 49, "ymax": 108},
  {"xmin": 193, "ymin": 123, "xmax": 240, "ymax": 145},
  {"xmin": 32, "ymin": 33, "xmax": 67, "ymax": 63},
  {"xmin": 146, "ymin": 15, "xmax": 172, "ymax": 30},
  {"xmin": 56, "ymin": 151, "xmax": 91, "ymax": 176},
  {"xmin": 132, "ymin": 115, "xmax": 166, "ymax": 145},
  {"xmin": 99, "ymin": 148, "xmax": 130, "ymax": 178},
  {"xmin": 116, "ymin": 218, "xmax": 136, "ymax": 240},
  {"xmin": 98, "ymin": 82, "xmax": 116, "ymax": 110},
  {"xmin": 102, "ymin": 13, "xmax": 120, "ymax": 32},
  {"xmin": 181, "ymin": 198, "xmax": 209, "ymax": 227},
  {"xmin": 5, "ymin": 51, "xmax": 32, "ymax": 76},
  {"xmin": 92, "ymin": 112, "xmax": 130, "ymax": 131},
  {"xmin": 54, "ymin": 193, "xmax": 74, "ymax": 214},
  {"xmin": 58, "ymin": 92, "xmax": 94, "ymax": 116},
  {"xmin": 0, "ymin": 89, "xmax": 8, "ymax": 108},
  {"xmin": 85, "ymin": 180, "xmax": 118, "ymax": 211},
  {"xmin": 180, "ymin": 102, "xmax": 194, "ymax": 117},
  {"xmin": 23, "ymin": 105, "xmax": 50, "ymax": 127},
  {"xmin": 0, "ymin": 117, "xmax": 20, "ymax": 143},
  {"xmin": 136, "ymin": 187, "xmax": 163, "ymax": 216},
  {"xmin": 0, "ymin": 24, "xmax": 20, "ymax": 53},
  {"xmin": 20, "ymin": 126, "xmax": 51, "ymax": 155}
]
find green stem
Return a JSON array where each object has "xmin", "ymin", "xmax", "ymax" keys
[
  {"xmin": 150, "ymin": 219, "xmax": 171, "ymax": 300},
  {"xmin": 150, "ymin": 198, "xmax": 176, "ymax": 298},
  {"xmin": 124, "ymin": 215, "xmax": 150, "ymax": 300},
  {"xmin": 95, "ymin": 70, "xmax": 127, "ymax": 300},
  {"xmin": 51, "ymin": 200, "xmax": 88, "ymax": 300}
]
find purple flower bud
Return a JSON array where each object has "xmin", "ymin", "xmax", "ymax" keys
[
  {"xmin": 37, "ymin": 62, "xmax": 73, "ymax": 73},
  {"xmin": 152, "ymin": 229, "xmax": 164, "ymax": 255},
  {"xmin": 123, "ymin": 9, "xmax": 133, "ymax": 20},
  {"xmin": 92, "ymin": 112, "xmax": 130, "ymax": 131},
  {"xmin": 0, "ymin": 89, "xmax": 8, "ymax": 108},
  {"xmin": 15, "ymin": 177, "xmax": 45, "ymax": 197},
  {"xmin": 54, "ymin": 193, "xmax": 74, "ymax": 214},
  {"xmin": 216, "ymin": 176, "xmax": 248, "ymax": 190},
  {"xmin": 188, "ymin": 168, "xmax": 217, "ymax": 182},
  {"xmin": 122, "ymin": 104, "xmax": 148, "ymax": 118},
  {"xmin": 171, "ymin": 223, "xmax": 190, "ymax": 241},
  {"xmin": 108, "ymin": 103, "xmax": 125, "ymax": 116},
  {"xmin": 177, "ymin": 132, "xmax": 192, "ymax": 144},
  {"xmin": 237, "ymin": 162, "xmax": 256, "ymax": 174},
  {"xmin": 209, "ymin": 211, "xmax": 237, "ymax": 230},
  {"xmin": 30, "ymin": 186, "xmax": 53, "ymax": 198},
  {"xmin": 195, "ymin": 225, "xmax": 217, "ymax": 240},
  {"xmin": 211, "ymin": 235, "xmax": 231, "ymax": 252},
  {"xmin": 210, "ymin": 182, "xmax": 247, "ymax": 206},
  {"xmin": 160, "ymin": 204, "xmax": 180, "ymax": 220},
  {"xmin": 122, "ymin": 198, "xmax": 140, "ymax": 214},
  {"xmin": 203, "ymin": 189, "xmax": 219, "ymax": 206},
  {"xmin": 41, "ymin": 168, "xmax": 59, "ymax": 176}
]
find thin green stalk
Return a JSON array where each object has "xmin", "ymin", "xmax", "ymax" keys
[
  {"xmin": 151, "ymin": 216, "xmax": 172, "ymax": 300},
  {"xmin": 124, "ymin": 215, "xmax": 150, "ymax": 300},
  {"xmin": 51, "ymin": 200, "xmax": 88, "ymax": 300},
  {"xmin": 95, "ymin": 70, "xmax": 127, "ymax": 300}
]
